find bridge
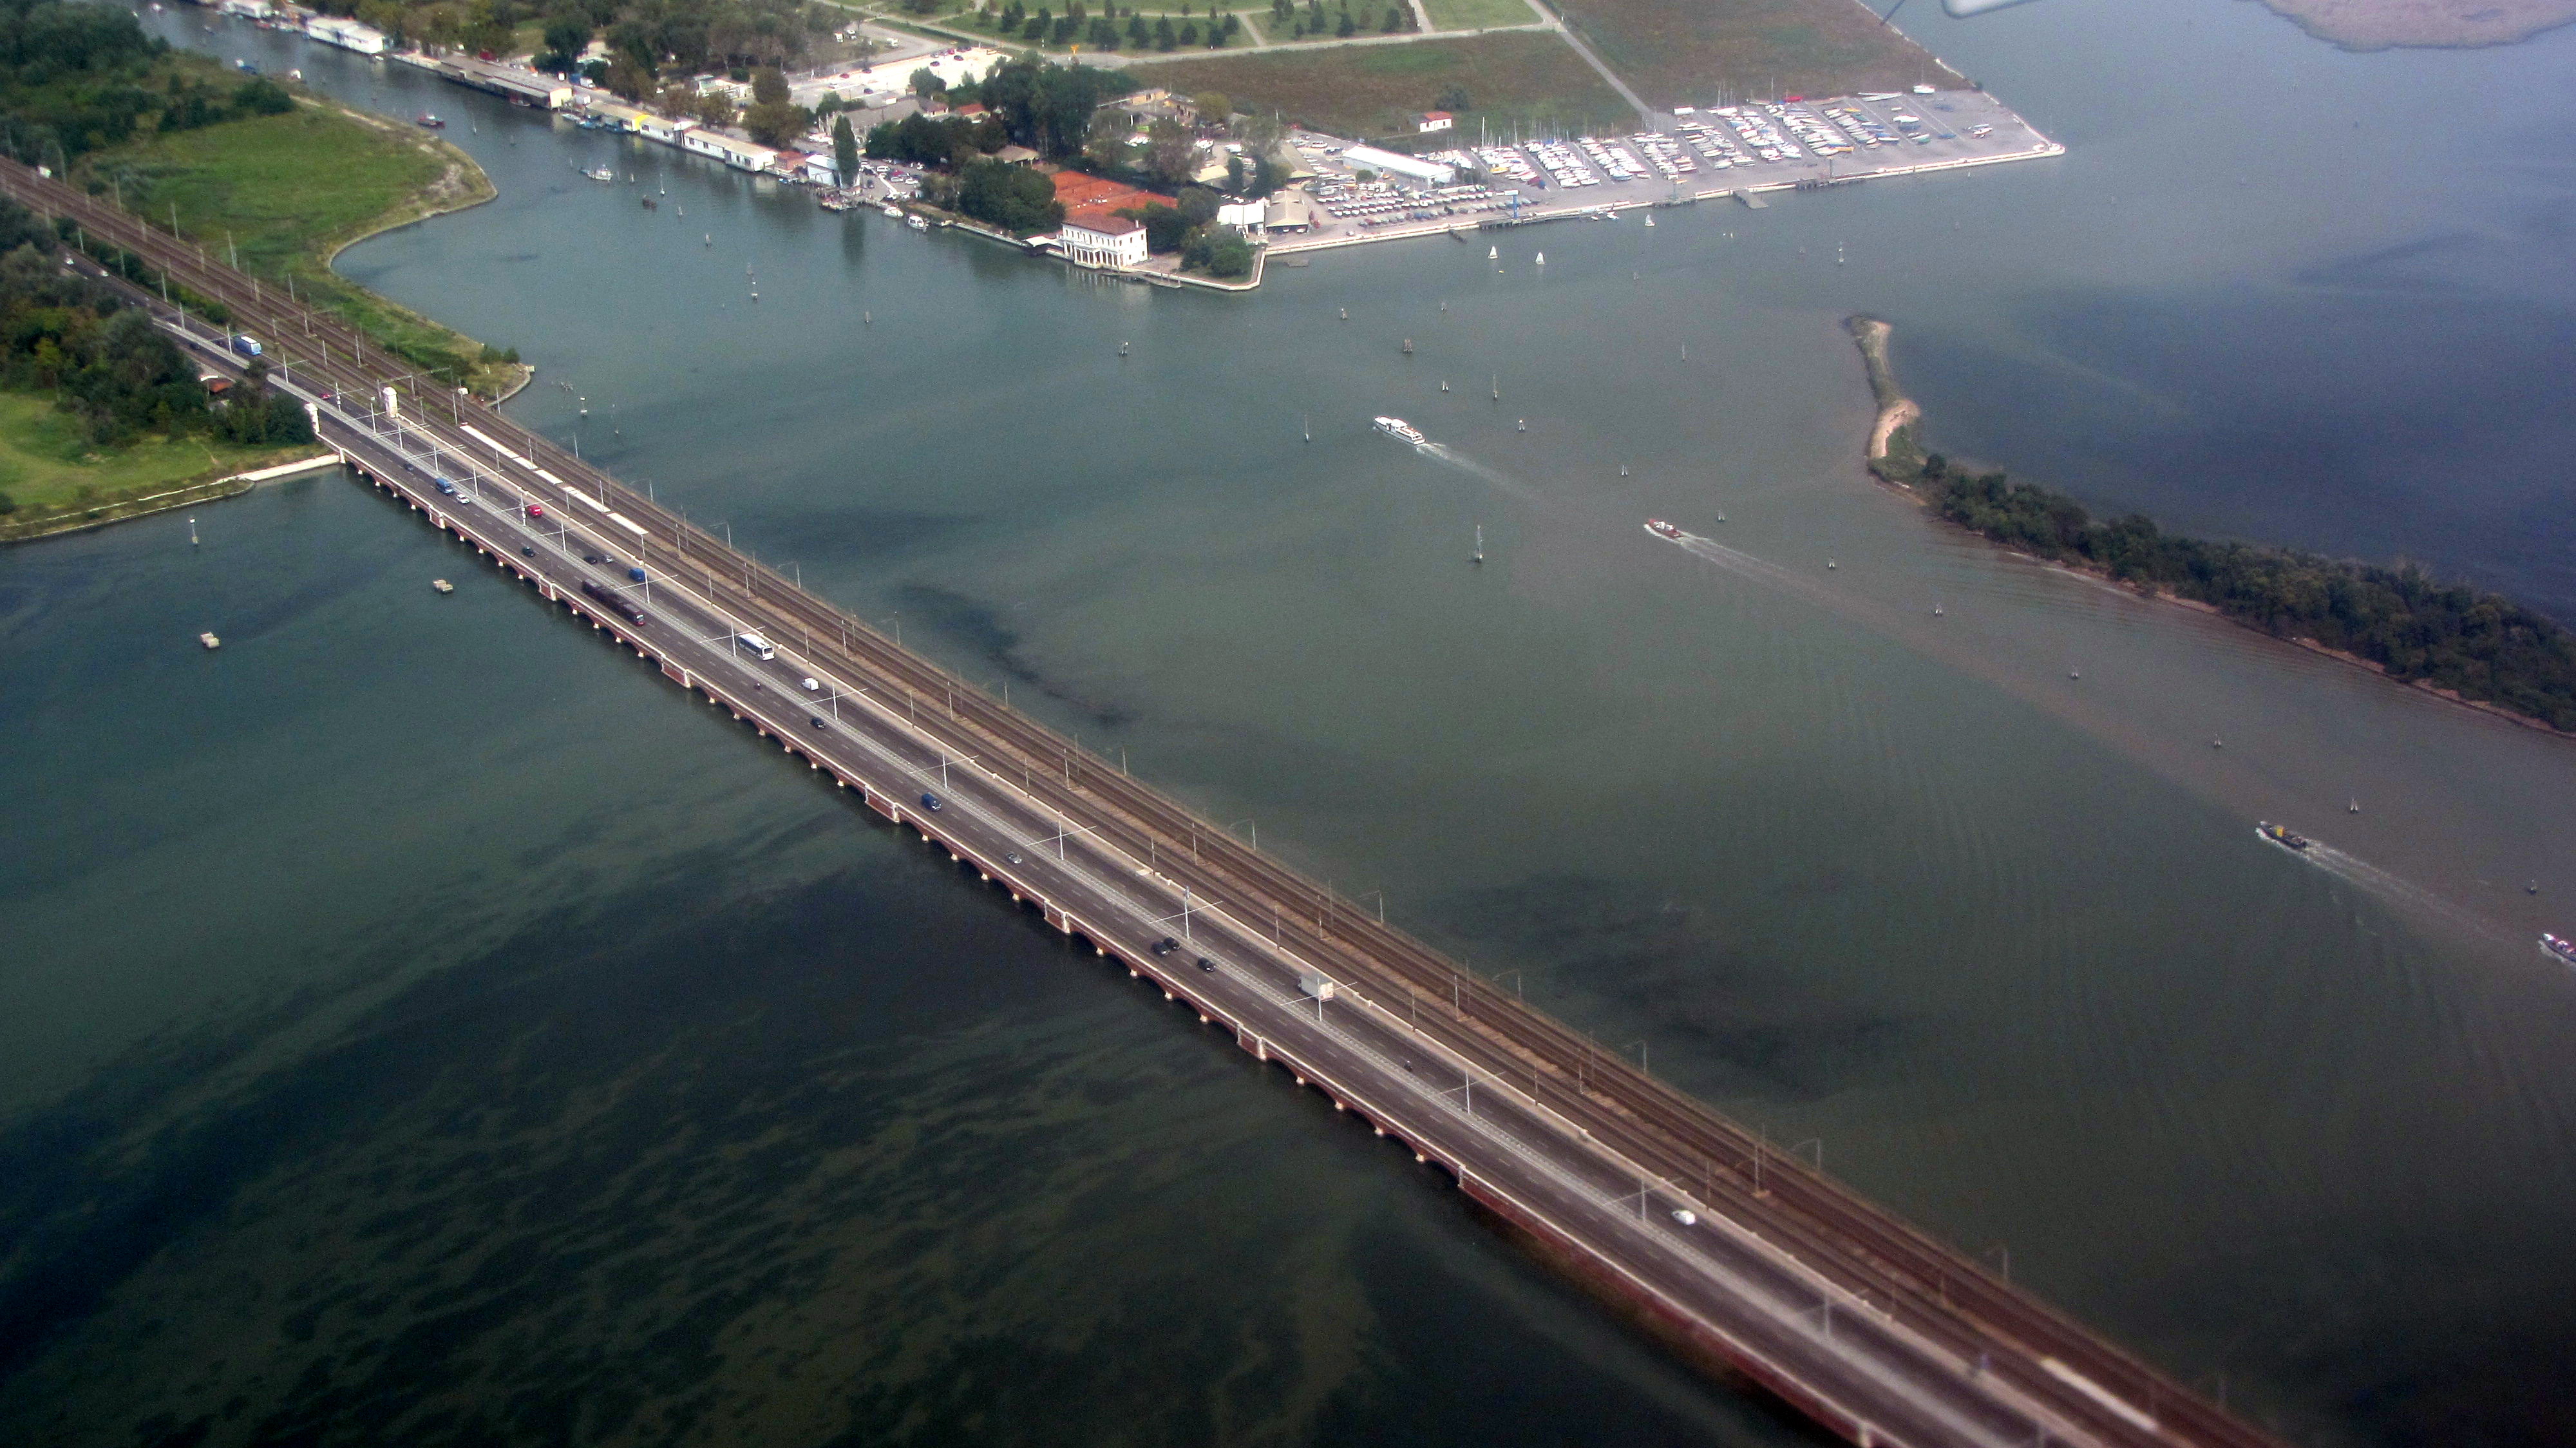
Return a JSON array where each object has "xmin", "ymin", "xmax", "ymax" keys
[{"xmin": 2, "ymin": 160, "xmax": 2288, "ymax": 1448}]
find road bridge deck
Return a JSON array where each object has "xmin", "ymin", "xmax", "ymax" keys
[{"xmin": 0, "ymin": 160, "xmax": 2290, "ymax": 1448}]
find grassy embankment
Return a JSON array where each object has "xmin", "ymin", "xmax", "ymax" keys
[
  {"xmin": 1846, "ymin": 315, "xmax": 2576, "ymax": 737},
  {"xmin": 1148, "ymin": 32, "xmax": 1629, "ymax": 138},
  {"xmin": 0, "ymin": 393, "xmax": 317, "ymax": 542},
  {"xmin": 76, "ymin": 88, "xmax": 522, "ymax": 397},
  {"xmin": 1420, "ymin": 0, "xmax": 1544, "ymax": 30},
  {"xmin": 1551, "ymin": 0, "xmax": 1952, "ymax": 108}
]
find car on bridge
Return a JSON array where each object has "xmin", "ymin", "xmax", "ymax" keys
[
  {"xmin": 1151, "ymin": 938, "xmax": 1179, "ymax": 956},
  {"xmin": 920, "ymin": 793, "xmax": 942, "ymax": 810}
]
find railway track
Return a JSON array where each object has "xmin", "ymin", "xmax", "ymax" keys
[{"xmin": 3, "ymin": 160, "xmax": 2286, "ymax": 1448}]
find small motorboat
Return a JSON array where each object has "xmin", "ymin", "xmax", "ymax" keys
[
  {"xmin": 1644, "ymin": 519, "xmax": 1685, "ymax": 542},
  {"xmin": 2257, "ymin": 821, "xmax": 2313, "ymax": 853},
  {"xmin": 416, "ymin": 113, "xmax": 444, "ymax": 128},
  {"xmin": 198, "ymin": 631, "xmax": 221, "ymax": 649}
]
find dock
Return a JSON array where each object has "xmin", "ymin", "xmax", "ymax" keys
[{"xmin": 1, "ymin": 158, "xmax": 2284, "ymax": 1448}]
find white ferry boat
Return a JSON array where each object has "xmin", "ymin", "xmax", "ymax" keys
[
  {"xmin": 2543, "ymin": 933, "xmax": 2575, "ymax": 967},
  {"xmin": 1373, "ymin": 416, "xmax": 1426, "ymax": 445}
]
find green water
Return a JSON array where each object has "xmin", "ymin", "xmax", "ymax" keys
[{"xmin": 3, "ymin": 3, "xmax": 2573, "ymax": 1443}]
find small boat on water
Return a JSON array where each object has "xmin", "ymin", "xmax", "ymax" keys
[
  {"xmin": 906, "ymin": 214, "xmax": 929, "ymax": 231},
  {"xmin": 198, "ymin": 631, "xmax": 221, "ymax": 649},
  {"xmin": 2257, "ymin": 821, "xmax": 2313, "ymax": 852},
  {"xmin": 882, "ymin": 204, "xmax": 903, "ymax": 219},
  {"xmin": 1374, "ymin": 416, "xmax": 1426, "ymax": 445},
  {"xmin": 586, "ymin": 166, "xmax": 616, "ymax": 182},
  {"xmin": 1645, "ymin": 519, "xmax": 1684, "ymax": 542},
  {"xmin": 431, "ymin": 578, "xmax": 454, "ymax": 593},
  {"xmin": 415, "ymin": 113, "xmax": 443, "ymax": 128},
  {"xmin": 2543, "ymin": 933, "xmax": 2576, "ymax": 967}
]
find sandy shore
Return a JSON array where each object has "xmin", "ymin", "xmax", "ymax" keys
[
  {"xmin": 1839, "ymin": 314, "xmax": 2576, "ymax": 743},
  {"xmin": 2256, "ymin": 0, "xmax": 2576, "ymax": 49}
]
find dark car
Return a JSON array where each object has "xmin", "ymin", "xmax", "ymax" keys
[
  {"xmin": 583, "ymin": 554, "xmax": 602, "ymax": 564},
  {"xmin": 920, "ymin": 793, "xmax": 942, "ymax": 811},
  {"xmin": 1005, "ymin": 851, "xmax": 1022, "ymax": 865},
  {"xmin": 520, "ymin": 545, "xmax": 536, "ymax": 557},
  {"xmin": 1196, "ymin": 957, "xmax": 1216, "ymax": 973},
  {"xmin": 1151, "ymin": 937, "xmax": 1179, "ymax": 957},
  {"xmin": 810, "ymin": 716, "xmax": 827, "ymax": 729}
]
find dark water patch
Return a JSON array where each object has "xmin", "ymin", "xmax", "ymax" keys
[
  {"xmin": 1428, "ymin": 876, "xmax": 1915, "ymax": 1103},
  {"xmin": 891, "ymin": 582, "xmax": 1133, "ymax": 729}
]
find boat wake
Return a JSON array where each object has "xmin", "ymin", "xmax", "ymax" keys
[
  {"xmin": 1415, "ymin": 442, "xmax": 1542, "ymax": 502},
  {"xmin": 2296, "ymin": 843, "xmax": 2526, "ymax": 948}
]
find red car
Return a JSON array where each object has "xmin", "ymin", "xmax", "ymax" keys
[{"xmin": 526, "ymin": 502, "xmax": 545, "ymax": 519}]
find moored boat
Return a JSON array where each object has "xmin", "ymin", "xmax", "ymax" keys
[
  {"xmin": 415, "ymin": 113, "xmax": 442, "ymax": 128},
  {"xmin": 1373, "ymin": 416, "xmax": 1426, "ymax": 445},
  {"xmin": 2257, "ymin": 821, "xmax": 2313, "ymax": 852},
  {"xmin": 1644, "ymin": 519, "xmax": 1684, "ymax": 541}
]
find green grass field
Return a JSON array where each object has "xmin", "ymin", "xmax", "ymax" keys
[
  {"xmin": 1148, "ymin": 32, "xmax": 1629, "ymax": 137},
  {"xmin": 0, "ymin": 392, "xmax": 301, "ymax": 532},
  {"xmin": 80, "ymin": 91, "xmax": 516, "ymax": 392},
  {"xmin": 1555, "ymin": 0, "xmax": 1947, "ymax": 108},
  {"xmin": 1421, "ymin": 0, "xmax": 1542, "ymax": 31}
]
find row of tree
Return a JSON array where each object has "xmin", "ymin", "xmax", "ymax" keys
[
  {"xmin": 0, "ymin": 0, "xmax": 294, "ymax": 167},
  {"xmin": 1267, "ymin": 0, "xmax": 1412, "ymax": 37},
  {"xmin": 0, "ymin": 205, "xmax": 308, "ymax": 481},
  {"xmin": 983, "ymin": 0, "xmax": 1245, "ymax": 50},
  {"xmin": 1887, "ymin": 450, "xmax": 2576, "ymax": 732}
]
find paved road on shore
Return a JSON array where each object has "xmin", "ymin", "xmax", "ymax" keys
[{"xmin": 7, "ymin": 160, "xmax": 2278, "ymax": 1448}]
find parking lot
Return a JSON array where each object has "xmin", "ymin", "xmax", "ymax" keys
[{"xmin": 1272, "ymin": 88, "xmax": 2058, "ymax": 251}]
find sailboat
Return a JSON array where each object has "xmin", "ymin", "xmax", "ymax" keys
[
  {"xmin": 1535, "ymin": 251, "xmax": 1546, "ymax": 266},
  {"xmin": 1439, "ymin": 381, "xmax": 1450, "ymax": 392},
  {"xmin": 2349, "ymin": 797, "xmax": 2360, "ymax": 814},
  {"xmin": 1618, "ymin": 464, "xmax": 1629, "ymax": 477},
  {"xmin": 1643, "ymin": 214, "xmax": 1655, "ymax": 227},
  {"xmin": 1516, "ymin": 418, "xmax": 1526, "ymax": 432},
  {"xmin": 1472, "ymin": 525, "xmax": 1484, "ymax": 564},
  {"xmin": 1490, "ymin": 375, "xmax": 1499, "ymax": 400},
  {"xmin": 1302, "ymin": 414, "xmax": 1311, "ymax": 443},
  {"xmin": 1402, "ymin": 338, "xmax": 1413, "ymax": 354},
  {"xmin": 1488, "ymin": 245, "xmax": 1498, "ymax": 260}
]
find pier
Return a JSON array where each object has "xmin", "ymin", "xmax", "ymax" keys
[{"xmin": 3, "ymin": 158, "xmax": 2286, "ymax": 1448}]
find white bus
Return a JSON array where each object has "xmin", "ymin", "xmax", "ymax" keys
[{"xmin": 737, "ymin": 631, "xmax": 777, "ymax": 661}]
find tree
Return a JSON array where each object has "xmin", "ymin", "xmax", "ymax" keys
[
  {"xmin": 1381, "ymin": 5, "xmax": 1401, "ymax": 30},
  {"xmin": 697, "ymin": 90, "xmax": 738, "ymax": 128},
  {"xmin": 743, "ymin": 99, "xmax": 804, "ymax": 146},
  {"xmin": 1177, "ymin": 19, "xmax": 1197, "ymax": 44},
  {"xmin": 1119, "ymin": 202, "xmax": 1189, "ymax": 252},
  {"xmin": 536, "ymin": 15, "xmax": 592, "ymax": 73},
  {"xmin": 1435, "ymin": 84, "xmax": 1471, "ymax": 111},
  {"xmin": 603, "ymin": 52, "xmax": 653, "ymax": 101},
  {"xmin": 955, "ymin": 157, "xmax": 1065, "ymax": 233},
  {"xmin": 832, "ymin": 114, "xmax": 858, "ymax": 184},
  {"xmin": 1127, "ymin": 12, "xmax": 1148, "ymax": 43},
  {"xmin": 1143, "ymin": 116, "xmax": 1195, "ymax": 184},
  {"xmin": 1334, "ymin": 8, "xmax": 1356, "ymax": 35},
  {"xmin": 752, "ymin": 66, "xmax": 791, "ymax": 107},
  {"xmin": 1194, "ymin": 89, "xmax": 1230, "ymax": 115},
  {"xmin": 1153, "ymin": 15, "xmax": 1175, "ymax": 47},
  {"xmin": 910, "ymin": 66, "xmax": 945, "ymax": 99}
]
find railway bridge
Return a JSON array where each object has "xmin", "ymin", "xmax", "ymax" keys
[{"xmin": 1, "ymin": 160, "xmax": 2289, "ymax": 1448}]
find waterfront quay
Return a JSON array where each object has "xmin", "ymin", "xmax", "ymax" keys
[
  {"xmin": 1269, "ymin": 90, "xmax": 2059, "ymax": 256},
  {"xmin": 3, "ymin": 159, "xmax": 2265, "ymax": 1448}
]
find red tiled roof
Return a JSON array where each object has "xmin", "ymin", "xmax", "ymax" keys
[{"xmin": 1063, "ymin": 204, "xmax": 1144, "ymax": 236}]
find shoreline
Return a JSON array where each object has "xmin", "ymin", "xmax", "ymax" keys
[
  {"xmin": 0, "ymin": 449, "xmax": 339, "ymax": 545},
  {"xmin": 1842, "ymin": 314, "xmax": 2576, "ymax": 745},
  {"xmin": 2253, "ymin": 0, "xmax": 2576, "ymax": 50}
]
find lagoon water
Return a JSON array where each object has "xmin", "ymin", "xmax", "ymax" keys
[{"xmin": 4, "ymin": 2, "xmax": 2574, "ymax": 1443}]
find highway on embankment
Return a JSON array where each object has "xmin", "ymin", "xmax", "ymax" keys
[{"xmin": 2, "ymin": 159, "xmax": 2288, "ymax": 1448}]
